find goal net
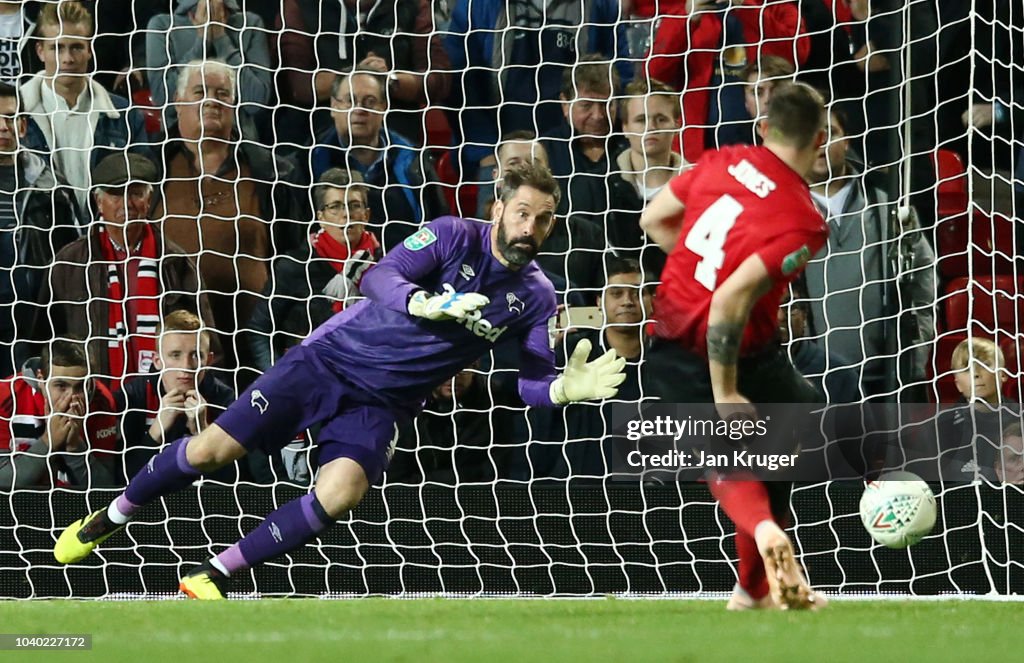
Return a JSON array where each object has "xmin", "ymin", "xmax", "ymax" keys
[{"xmin": 0, "ymin": 0, "xmax": 1022, "ymax": 599}]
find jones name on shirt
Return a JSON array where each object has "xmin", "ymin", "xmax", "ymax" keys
[{"xmin": 727, "ymin": 159, "xmax": 777, "ymax": 199}]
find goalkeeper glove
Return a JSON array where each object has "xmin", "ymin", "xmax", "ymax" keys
[
  {"xmin": 549, "ymin": 338, "xmax": 628, "ymax": 404},
  {"xmin": 408, "ymin": 288, "xmax": 490, "ymax": 321}
]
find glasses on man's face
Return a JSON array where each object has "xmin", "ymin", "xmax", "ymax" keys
[
  {"xmin": 321, "ymin": 200, "xmax": 368, "ymax": 217},
  {"xmin": 331, "ymin": 94, "xmax": 382, "ymax": 111}
]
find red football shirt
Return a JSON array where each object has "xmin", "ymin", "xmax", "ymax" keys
[
  {"xmin": 653, "ymin": 145, "xmax": 828, "ymax": 356},
  {"xmin": 0, "ymin": 373, "xmax": 120, "ymax": 454}
]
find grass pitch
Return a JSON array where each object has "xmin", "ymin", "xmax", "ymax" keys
[{"xmin": 0, "ymin": 598, "xmax": 1017, "ymax": 662}]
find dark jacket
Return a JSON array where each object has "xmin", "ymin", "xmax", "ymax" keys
[
  {"xmin": 535, "ymin": 214, "xmax": 606, "ymax": 294},
  {"xmin": 280, "ymin": 0, "xmax": 418, "ymax": 105},
  {"xmin": 788, "ymin": 339, "xmax": 860, "ymax": 404},
  {"xmin": 444, "ymin": 0, "xmax": 631, "ymax": 167},
  {"xmin": 28, "ymin": 227, "xmax": 216, "ymax": 380},
  {"xmin": 604, "ymin": 149, "xmax": 686, "ymax": 279},
  {"xmin": 1, "ymin": 152, "xmax": 78, "ymax": 361},
  {"xmin": 541, "ymin": 120, "xmax": 628, "ymax": 224},
  {"xmin": 247, "ymin": 240, "xmax": 381, "ymax": 373},
  {"xmin": 0, "ymin": 8, "xmax": 35, "ymax": 84},
  {"xmin": 310, "ymin": 127, "xmax": 449, "ymax": 251},
  {"xmin": 116, "ymin": 372, "xmax": 237, "ymax": 482},
  {"xmin": 388, "ymin": 373, "xmax": 519, "ymax": 484},
  {"xmin": 605, "ymin": 172, "xmax": 666, "ymax": 278},
  {"xmin": 524, "ymin": 328, "xmax": 647, "ymax": 480},
  {"xmin": 928, "ymin": 405, "xmax": 1013, "ymax": 482},
  {"xmin": 145, "ymin": 3, "xmax": 273, "ymax": 115}
]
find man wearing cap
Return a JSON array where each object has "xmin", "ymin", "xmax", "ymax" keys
[{"xmin": 29, "ymin": 152, "xmax": 215, "ymax": 390}]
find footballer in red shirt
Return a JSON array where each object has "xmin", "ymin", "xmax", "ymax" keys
[{"xmin": 640, "ymin": 83, "xmax": 828, "ymax": 611}]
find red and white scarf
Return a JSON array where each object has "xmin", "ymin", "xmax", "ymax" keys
[
  {"xmin": 98, "ymin": 224, "xmax": 161, "ymax": 386},
  {"xmin": 311, "ymin": 229, "xmax": 380, "ymax": 312}
]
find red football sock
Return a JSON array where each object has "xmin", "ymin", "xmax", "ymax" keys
[
  {"xmin": 736, "ymin": 529, "xmax": 770, "ymax": 600},
  {"xmin": 708, "ymin": 473, "xmax": 774, "ymax": 537}
]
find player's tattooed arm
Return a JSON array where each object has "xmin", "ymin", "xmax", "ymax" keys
[
  {"xmin": 705, "ymin": 253, "xmax": 773, "ymax": 402},
  {"xmin": 706, "ymin": 322, "xmax": 743, "ymax": 366}
]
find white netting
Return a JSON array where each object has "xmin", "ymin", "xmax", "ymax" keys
[{"xmin": 0, "ymin": 0, "xmax": 1021, "ymax": 599}]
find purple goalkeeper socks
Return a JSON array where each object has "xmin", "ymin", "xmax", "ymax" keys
[
  {"xmin": 220, "ymin": 493, "xmax": 334, "ymax": 575},
  {"xmin": 122, "ymin": 437, "xmax": 202, "ymax": 508}
]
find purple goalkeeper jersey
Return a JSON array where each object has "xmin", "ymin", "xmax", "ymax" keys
[{"xmin": 303, "ymin": 216, "xmax": 559, "ymax": 409}]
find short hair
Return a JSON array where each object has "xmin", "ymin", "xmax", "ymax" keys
[
  {"xmin": 331, "ymin": 69, "xmax": 387, "ymax": 107},
  {"xmin": 561, "ymin": 54, "xmax": 620, "ymax": 100},
  {"xmin": 40, "ymin": 340, "xmax": 88, "ymax": 377},
  {"xmin": 605, "ymin": 256, "xmax": 642, "ymax": 282},
  {"xmin": 603, "ymin": 256, "xmax": 655, "ymax": 299},
  {"xmin": 157, "ymin": 309, "xmax": 210, "ymax": 349},
  {"xmin": 743, "ymin": 55, "xmax": 795, "ymax": 84},
  {"xmin": 175, "ymin": 59, "xmax": 238, "ymax": 103},
  {"xmin": 951, "ymin": 337, "xmax": 1004, "ymax": 372},
  {"xmin": 828, "ymin": 105, "xmax": 850, "ymax": 135},
  {"xmin": 763, "ymin": 83, "xmax": 826, "ymax": 149},
  {"xmin": 496, "ymin": 130, "xmax": 538, "ymax": 159},
  {"xmin": 0, "ymin": 81, "xmax": 22, "ymax": 114},
  {"xmin": 495, "ymin": 131, "xmax": 550, "ymax": 167},
  {"xmin": 37, "ymin": 1, "xmax": 94, "ymax": 36},
  {"xmin": 313, "ymin": 167, "xmax": 368, "ymax": 211},
  {"xmin": 498, "ymin": 161, "xmax": 561, "ymax": 208},
  {"xmin": 619, "ymin": 78, "xmax": 680, "ymax": 119},
  {"xmin": 1003, "ymin": 422, "xmax": 1023, "ymax": 440}
]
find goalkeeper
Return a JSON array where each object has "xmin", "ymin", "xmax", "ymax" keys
[{"xmin": 54, "ymin": 162, "xmax": 626, "ymax": 599}]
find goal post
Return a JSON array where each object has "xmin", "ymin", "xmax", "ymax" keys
[{"xmin": 0, "ymin": 0, "xmax": 1022, "ymax": 599}]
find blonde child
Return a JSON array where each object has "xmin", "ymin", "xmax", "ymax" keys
[{"xmin": 951, "ymin": 337, "xmax": 1007, "ymax": 408}]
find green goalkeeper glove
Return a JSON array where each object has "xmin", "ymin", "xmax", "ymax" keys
[
  {"xmin": 408, "ymin": 288, "xmax": 490, "ymax": 321},
  {"xmin": 549, "ymin": 339, "xmax": 628, "ymax": 405}
]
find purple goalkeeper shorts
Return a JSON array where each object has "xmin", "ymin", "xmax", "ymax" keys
[{"xmin": 215, "ymin": 345, "xmax": 403, "ymax": 483}]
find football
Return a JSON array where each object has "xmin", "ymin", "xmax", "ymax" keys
[{"xmin": 860, "ymin": 472, "xmax": 937, "ymax": 549}]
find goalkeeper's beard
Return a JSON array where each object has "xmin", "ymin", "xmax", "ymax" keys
[{"xmin": 495, "ymin": 221, "xmax": 538, "ymax": 268}]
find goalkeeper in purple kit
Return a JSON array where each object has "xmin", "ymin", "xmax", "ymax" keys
[{"xmin": 53, "ymin": 163, "xmax": 627, "ymax": 599}]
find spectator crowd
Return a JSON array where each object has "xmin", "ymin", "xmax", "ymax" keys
[{"xmin": 0, "ymin": 0, "xmax": 1021, "ymax": 488}]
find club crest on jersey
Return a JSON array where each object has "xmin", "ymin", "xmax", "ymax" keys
[
  {"xmin": 506, "ymin": 292, "xmax": 524, "ymax": 314},
  {"xmin": 251, "ymin": 389, "xmax": 269, "ymax": 414},
  {"xmin": 404, "ymin": 228, "xmax": 437, "ymax": 251},
  {"xmin": 460, "ymin": 263, "xmax": 475, "ymax": 280},
  {"xmin": 781, "ymin": 245, "xmax": 811, "ymax": 276}
]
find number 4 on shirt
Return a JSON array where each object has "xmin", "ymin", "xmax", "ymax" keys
[{"xmin": 684, "ymin": 194, "xmax": 743, "ymax": 290}]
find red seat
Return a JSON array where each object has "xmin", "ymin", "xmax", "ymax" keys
[
  {"xmin": 131, "ymin": 89, "xmax": 161, "ymax": 135},
  {"xmin": 424, "ymin": 108, "xmax": 452, "ymax": 149},
  {"xmin": 434, "ymin": 149, "xmax": 459, "ymax": 214},
  {"xmin": 929, "ymin": 332, "xmax": 967, "ymax": 403},
  {"xmin": 936, "ymin": 209, "xmax": 1021, "ymax": 278},
  {"xmin": 931, "ymin": 148, "xmax": 968, "ymax": 217},
  {"xmin": 943, "ymin": 275, "xmax": 1024, "ymax": 337},
  {"xmin": 999, "ymin": 337, "xmax": 1024, "ymax": 401},
  {"xmin": 433, "ymin": 149, "xmax": 479, "ymax": 218}
]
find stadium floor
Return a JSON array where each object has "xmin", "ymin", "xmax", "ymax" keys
[{"xmin": 0, "ymin": 598, "xmax": 1016, "ymax": 662}]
